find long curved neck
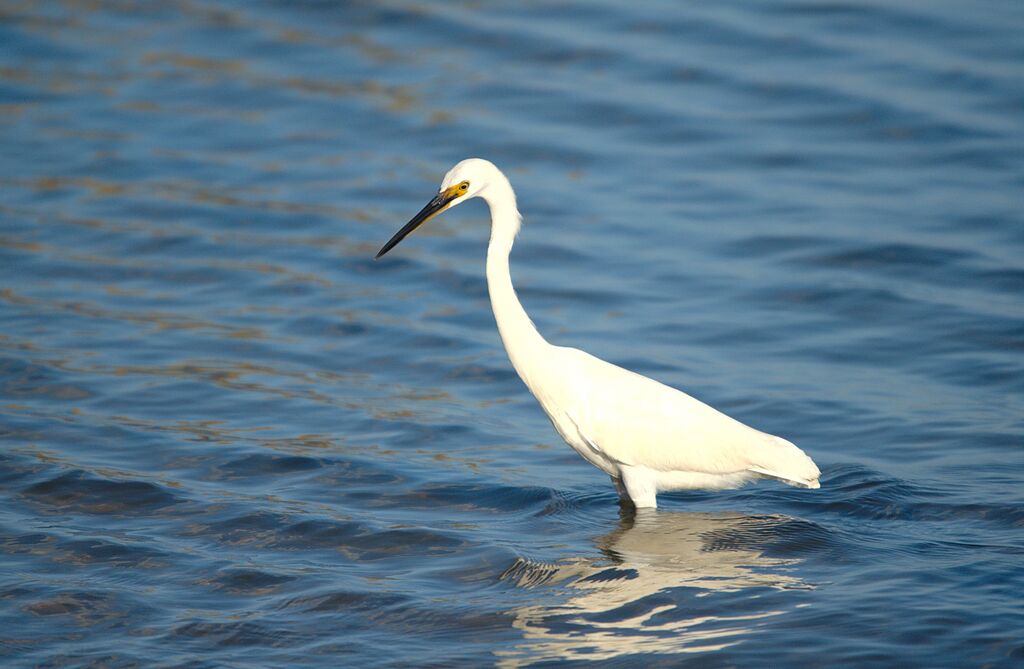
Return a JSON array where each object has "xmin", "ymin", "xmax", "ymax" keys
[{"xmin": 482, "ymin": 187, "xmax": 549, "ymax": 389}]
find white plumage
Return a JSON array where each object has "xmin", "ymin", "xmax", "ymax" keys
[{"xmin": 376, "ymin": 158, "xmax": 820, "ymax": 508}]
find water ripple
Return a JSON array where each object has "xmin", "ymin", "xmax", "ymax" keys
[{"xmin": 1, "ymin": 0, "xmax": 1022, "ymax": 666}]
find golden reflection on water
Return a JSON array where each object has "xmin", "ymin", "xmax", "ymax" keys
[{"xmin": 497, "ymin": 511, "xmax": 808, "ymax": 666}]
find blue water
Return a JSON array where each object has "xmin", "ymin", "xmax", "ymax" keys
[{"xmin": 2, "ymin": 1, "xmax": 1023, "ymax": 666}]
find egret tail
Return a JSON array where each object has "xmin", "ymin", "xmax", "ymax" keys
[{"xmin": 748, "ymin": 437, "xmax": 821, "ymax": 489}]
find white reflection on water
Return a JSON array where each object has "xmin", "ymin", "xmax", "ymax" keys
[{"xmin": 497, "ymin": 511, "xmax": 809, "ymax": 666}]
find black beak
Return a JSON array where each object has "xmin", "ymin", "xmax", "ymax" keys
[{"xmin": 375, "ymin": 192, "xmax": 455, "ymax": 259}]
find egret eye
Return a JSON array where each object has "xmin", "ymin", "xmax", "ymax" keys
[{"xmin": 459, "ymin": 182, "xmax": 469, "ymax": 191}]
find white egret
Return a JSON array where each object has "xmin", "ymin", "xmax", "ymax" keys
[{"xmin": 376, "ymin": 158, "xmax": 820, "ymax": 508}]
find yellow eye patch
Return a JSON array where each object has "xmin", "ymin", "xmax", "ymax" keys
[{"xmin": 441, "ymin": 181, "xmax": 470, "ymax": 199}]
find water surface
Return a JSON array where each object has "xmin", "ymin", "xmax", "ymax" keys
[{"xmin": 1, "ymin": 1, "xmax": 1022, "ymax": 667}]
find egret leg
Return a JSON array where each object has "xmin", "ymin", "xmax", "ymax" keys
[
  {"xmin": 610, "ymin": 476, "xmax": 631, "ymax": 505},
  {"xmin": 620, "ymin": 465, "xmax": 658, "ymax": 509}
]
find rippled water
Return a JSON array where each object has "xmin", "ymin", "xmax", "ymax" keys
[{"xmin": 2, "ymin": 1, "xmax": 1023, "ymax": 667}]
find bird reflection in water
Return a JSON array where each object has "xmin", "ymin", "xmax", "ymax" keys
[{"xmin": 496, "ymin": 510, "xmax": 811, "ymax": 666}]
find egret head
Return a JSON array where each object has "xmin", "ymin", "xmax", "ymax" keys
[{"xmin": 375, "ymin": 158, "xmax": 508, "ymax": 259}]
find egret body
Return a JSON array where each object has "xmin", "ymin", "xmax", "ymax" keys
[{"xmin": 376, "ymin": 158, "xmax": 820, "ymax": 508}]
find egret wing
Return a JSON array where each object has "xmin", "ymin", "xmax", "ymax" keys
[{"xmin": 549, "ymin": 347, "xmax": 784, "ymax": 476}]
